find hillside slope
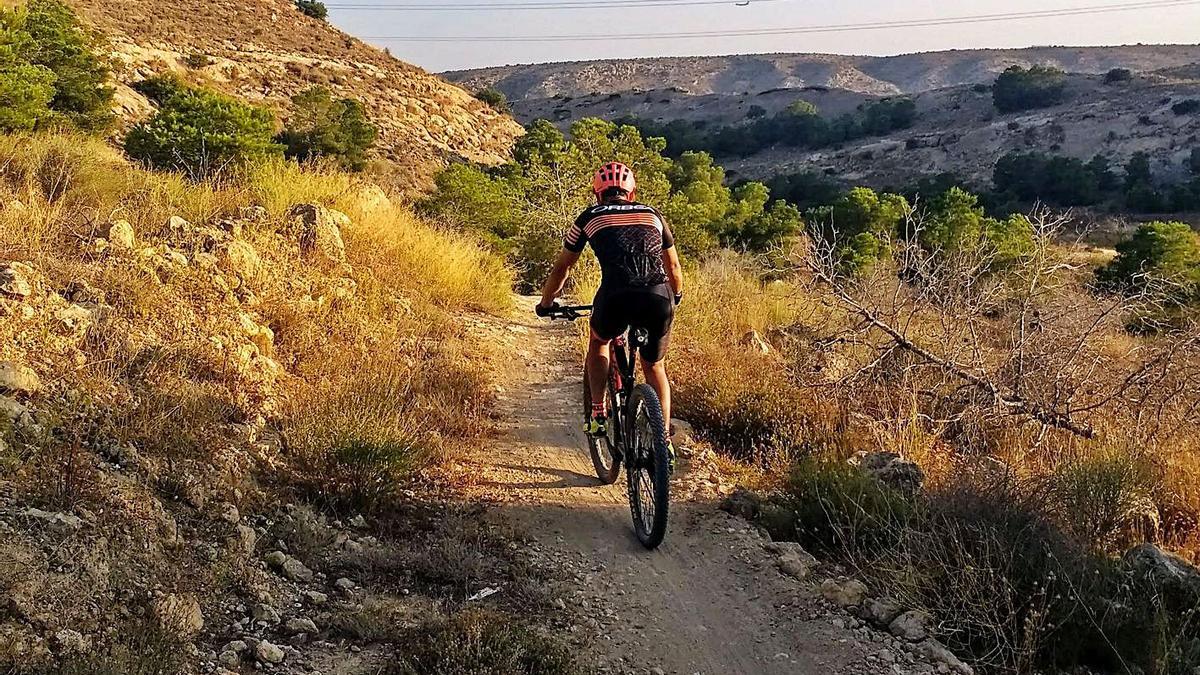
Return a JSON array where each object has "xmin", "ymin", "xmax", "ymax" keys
[
  {"xmin": 68, "ymin": 0, "xmax": 522, "ymax": 185},
  {"xmin": 446, "ymin": 46, "xmax": 1200, "ymax": 100}
]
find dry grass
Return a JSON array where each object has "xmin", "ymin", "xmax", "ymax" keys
[
  {"xmin": 0, "ymin": 132, "xmax": 516, "ymax": 670},
  {"xmin": 673, "ymin": 223, "xmax": 1200, "ymax": 672}
]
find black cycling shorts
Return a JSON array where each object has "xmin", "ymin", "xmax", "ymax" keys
[{"xmin": 590, "ymin": 284, "xmax": 675, "ymax": 363}]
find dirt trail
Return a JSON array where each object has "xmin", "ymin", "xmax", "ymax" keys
[{"xmin": 459, "ymin": 298, "xmax": 915, "ymax": 675}]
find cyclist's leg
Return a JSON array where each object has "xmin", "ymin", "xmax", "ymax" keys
[
  {"xmin": 586, "ymin": 331, "xmax": 611, "ymax": 414},
  {"xmin": 641, "ymin": 358, "xmax": 671, "ymax": 436},
  {"xmin": 635, "ymin": 288, "xmax": 675, "ymax": 436},
  {"xmin": 587, "ymin": 285, "xmax": 624, "ymax": 421}
]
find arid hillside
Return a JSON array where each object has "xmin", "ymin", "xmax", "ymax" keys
[
  {"xmin": 68, "ymin": 0, "xmax": 522, "ymax": 186},
  {"xmin": 448, "ymin": 46, "xmax": 1200, "ymax": 191},
  {"xmin": 446, "ymin": 46, "xmax": 1200, "ymax": 99}
]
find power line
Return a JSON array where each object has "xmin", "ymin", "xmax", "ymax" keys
[
  {"xmin": 325, "ymin": 0, "xmax": 778, "ymax": 9},
  {"xmin": 325, "ymin": 0, "xmax": 784, "ymax": 10},
  {"xmin": 359, "ymin": 0, "xmax": 1200, "ymax": 41}
]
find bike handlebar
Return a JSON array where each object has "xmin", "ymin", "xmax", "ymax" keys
[{"xmin": 540, "ymin": 304, "xmax": 593, "ymax": 321}]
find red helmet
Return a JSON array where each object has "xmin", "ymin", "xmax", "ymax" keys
[{"xmin": 592, "ymin": 162, "xmax": 637, "ymax": 197}]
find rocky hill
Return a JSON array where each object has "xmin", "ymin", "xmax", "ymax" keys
[
  {"xmin": 68, "ymin": 0, "xmax": 522, "ymax": 187},
  {"xmin": 446, "ymin": 46, "xmax": 1200, "ymax": 100},
  {"xmin": 447, "ymin": 46, "xmax": 1200, "ymax": 192}
]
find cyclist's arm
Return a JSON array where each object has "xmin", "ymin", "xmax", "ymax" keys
[
  {"xmin": 538, "ymin": 248, "xmax": 581, "ymax": 309},
  {"xmin": 663, "ymin": 247, "xmax": 683, "ymax": 296},
  {"xmin": 658, "ymin": 214, "xmax": 683, "ymax": 296}
]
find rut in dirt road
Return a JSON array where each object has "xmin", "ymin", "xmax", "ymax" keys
[{"xmin": 463, "ymin": 299, "xmax": 947, "ymax": 675}]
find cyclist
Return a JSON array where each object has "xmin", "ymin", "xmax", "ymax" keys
[{"xmin": 536, "ymin": 162, "xmax": 684, "ymax": 464}]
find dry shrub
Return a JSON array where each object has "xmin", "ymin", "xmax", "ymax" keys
[{"xmin": 390, "ymin": 609, "xmax": 578, "ymax": 675}]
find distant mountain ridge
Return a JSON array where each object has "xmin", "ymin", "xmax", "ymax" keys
[{"xmin": 445, "ymin": 45, "xmax": 1200, "ymax": 99}]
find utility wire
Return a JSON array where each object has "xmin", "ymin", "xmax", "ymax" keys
[
  {"xmin": 358, "ymin": 0, "xmax": 1200, "ymax": 41},
  {"xmin": 325, "ymin": 0, "xmax": 779, "ymax": 9}
]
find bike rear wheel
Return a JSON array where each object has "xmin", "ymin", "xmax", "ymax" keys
[
  {"xmin": 583, "ymin": 369, "xmax": 621, "ymax": 485},
  {"xmin": 626, "ymin": 384, "xmax": 670, "ymax": 549}
]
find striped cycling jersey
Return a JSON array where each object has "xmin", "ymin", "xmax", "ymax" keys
[{"xmin": 564, "ymin": 200, "xmax": 675, "ymax": 288}]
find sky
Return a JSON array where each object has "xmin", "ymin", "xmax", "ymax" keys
[{"xmin": 325, "ymin": 0, "xmax": 1200, "ymax": 72}]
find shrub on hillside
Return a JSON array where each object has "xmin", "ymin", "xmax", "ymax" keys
[
  {"xmin": 1096, "ymin": 220, "xmax": 1200, "ymax": 301},
  {"xmin": 1104, "ymin": 67, "xmax": 1133, "ymax": 84},
  {"xmin": 295, "ymin": 0, "xmax": 329, "ymax": 20},
  {"xmin": 125, "ymin": 76, "xmax": 282, "ymax": 178},
  {"xmin": 1172, "ymin": 99, "xmax": 1200, "ymax": 115},
  {"xmin": 278, "ymin": 86, "xmax": 377, "ymax": 171},
  {"xmin": 0, "ymin": 0, "xmax": 113, "ymax": 132},
  {"xmin": 0, "ymin": 59, "xmax": 56, "ymax": 132},
  {"xmin": 992, "ymin": 65, "xmax": 1067, "ymax": 113},
  {"xmin": 1190, "ymin": 148, "xmax": 1200, "ymax": 175},
  {"xmin": 992, "ymin": 151, "xmax": 1113, "ymax": 206},
  {"xmin": 394, "ymin": 609, "xmax": 577, "ymax": 675},
  {"xmin": 475, "ymin": 87, "xmax": 511, "ymax": 114}
]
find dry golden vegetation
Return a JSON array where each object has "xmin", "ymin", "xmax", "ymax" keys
[
  {"xmin": 0, "ymin": 133, "xmax": 579, "ymax": 672},
  {"xmin": 667, "ymin": 216, "xmax": 1200, "ymax": 673}
]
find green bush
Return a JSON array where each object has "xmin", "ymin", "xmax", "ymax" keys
[
  {"xmin": 474, "ymin": 87, "xmax": 510, "ymax": 114},
  {"xmin": 1172, "ymin": 99, "xmax": 1200, "ymax": 115},
  {"xmin": 125, "ymin": 77, "xmax": 283, "ymax": 178},
  {"xmin": 993, "ymin": 65, "xmax": 1067, "ymax": 113},
  {"xmin": 278, "ymin": 86, "xmax": 377, "ymax": 171},
  {"xmin": 1096, "ymin": 220, "xmax": 1200, "ymax": 301},
  {"xmin": 993, "ymin": 151, "xmax": 1112, "ymax": 206},
  {"xmin": 773, "ymin": 458, "xmax": 913, "ymax": 552},
  {"xmin": 295, "ymin": 0, "xmax": 328, "ymax": 20},
  {"xmin": 0, "ymin": 61, "xmax": 56, "ymax": 132},
  {"xmin": 1104, "ymin": 67, "xmax": 1133, "ymax": 84},
  {"xmin": 0, "ymin": 0, "xmax": 113, "ymax": 132}
]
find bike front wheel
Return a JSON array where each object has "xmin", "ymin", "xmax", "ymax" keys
[{"xmin": 626, "ymin": 383, "xmax": 670, "ymax": 549}]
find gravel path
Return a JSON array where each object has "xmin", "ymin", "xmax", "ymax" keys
[{"xmin": 456, "ymin": 297, "xmax": 944, "ymax": 675}]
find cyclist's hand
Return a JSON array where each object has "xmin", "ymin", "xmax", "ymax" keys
[{"xmin": 535, "ymin": 301, "xmax": 558, "ymax": 318}]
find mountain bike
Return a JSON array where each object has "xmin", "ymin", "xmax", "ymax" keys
[{"xmin": 543, "ymin": 304, "xmax": 671, "ymax": 549}]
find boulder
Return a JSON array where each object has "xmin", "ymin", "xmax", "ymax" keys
[
  {"xmin": 284, "ymin": 617, "xmax": 317, "ymax": 635},
  {"xmin": 670, "ymin": 418, "xmax": 697, "ymax": 445},
  {"xmin": 255, "ymin": 640, "xmax": 285, "ymax": 664},
  {"xmin": 0, "ymin": 263, "xmax": 35, "ymax": 299},
  {"xmin": 251, "ymin": 603, "xmax": 281, "ymax": 625},
  {"xmin": 265, "ymin": 550, "xmax": 314, "ymax": 582},
  {"xmin": 165, "ymin": 215, "xmax": 192, "ymax": 237},
  {"xmin": 849, "ymin": 451, "xmax": 925, "ymax": 496},
  {"xmin": 230, "ymin": 525, "xmax": 257, "ymax": 557},
  {"xmin": 21, "ymin": 508, "xmax": 83, "ymax": 531},
  {"xmin": 918, "ymin": 639, "xmax": 974, "ymax": 675},
  {"xmin": 55, "ymin": 304, "xmax": 93, "ymax": 334},
  {"xmin": 1123, "ymin": 543, "xmax": 1200, "ymax": 601},
  {"xmin": 301, "ymin": 590, "xmax": 328, "ymax": 605},
  {"xmin": 154, "ymin": 593, "xmax": 204, "ymax": 638},
  {"xmin": 820, "ymin": 578, "xmax": 868, "ymax": 608},
  {"xmin": 220, "ymin": 240, "xmax": 262, "ymax": 282},
  {"xmin": 862, "ymin": 596, "xmax": 904, "ymax": 628},
  {"xmin": 771, "ymin": 542, "xmax": 818, "ymax": 580},
  {"xmin": 720, "ymin": 486, "xmax": 763, "ymax": 520},
  {"xmin": 888, "ymin": 609, "xmax": 932, "ymax": 641},
  {"xmin": 104, "ymin": 220, "xmax": 136, "ymax": 249},
  {"xmin": 0, "ymin": 396, "xmax": 27, "ymax": 422},
  {"xmin": 286, "ymin": 204, "xmax": 347, "ymax": 264}
]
